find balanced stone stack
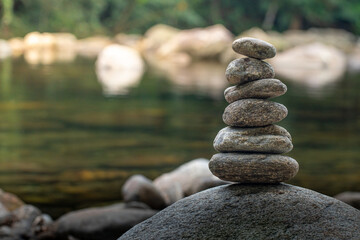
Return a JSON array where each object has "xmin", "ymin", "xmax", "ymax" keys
[{"xmin": 209, "ymin": 37, "xmax": 299, "ymax": 183}]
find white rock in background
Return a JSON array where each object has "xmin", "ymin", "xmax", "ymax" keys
[
  {"xmin": 0, "ymin": 40, "xmax": 12, "ymax": 59},
  {"xmin": 270, "ymin": 43, "xmax": 346, "ymax": 88},
  {"xmin": 95, "ymin": 44, "xmax": 144, "ymax": 95}
]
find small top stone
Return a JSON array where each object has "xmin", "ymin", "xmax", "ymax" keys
[{"xmin": 232, "ymin": 37, "xmax": 276, "ymax": 59}]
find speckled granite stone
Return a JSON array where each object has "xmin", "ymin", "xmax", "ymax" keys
[
  {"xmin": 118, "ymin": 184, "xmax": 360, "ymax": 240},
  {"xmin": 224, "ymin": 79, "xmax": 287, "ymax": 103},
  {"xmin": 225, "ymin": 58, "xmax": 275, "ymax": 85},
  {"xmin": 213, "ymin": 126, "xmax": 292, "ymax": 153},
  {"xmin": 222, "ymin": 99, "xmax": 287, "ymax": 127},
  {"xmin": 209, "ymin": 153, "xmax": 298, "ymax": 183},
  {"xmin": 232, "ymin": 37, "xmax": 276, "ymax": 59}
]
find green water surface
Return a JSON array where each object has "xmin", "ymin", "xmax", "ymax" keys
[{"xmin": 0, "ymin": 57, "xmax": 359, "ymax": 217}]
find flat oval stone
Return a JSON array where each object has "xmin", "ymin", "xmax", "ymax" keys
[
  {"xmin": 213, "ymin": 125, "xmax": 293, "ymax": 154},
  {"xmin": 224, "ymin": 79, "xmax": 287, "ymax": 103},
  {"xmin": 226, "ymin": 58, "xmax": 275, "ymax": 85},
  {"xmin": 209, "ymin": 153, "xmax": 299, "ymax": 183},
  {"xmin": 223, "ymin": 99, "xmax": 287, "ymax": 127},
  {"xmin": 232, "ymin": 37, "xmax": 276, "ymax": 59}
]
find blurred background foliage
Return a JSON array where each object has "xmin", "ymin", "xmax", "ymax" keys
[{"xmin": 1, "ymin": 0, "xmax": 360, "ymax": 38}]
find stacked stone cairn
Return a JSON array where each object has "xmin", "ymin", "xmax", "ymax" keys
[{"xmin": 209, "ymin": 37, "xmax": 299, "ymax": 183}]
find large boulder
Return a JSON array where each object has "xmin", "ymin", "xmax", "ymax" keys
[
  {"xmin": 284, "ymin": 28, "xmax": 356, "ymax": 53},
  {"xmin": 122, "ymin": 175, "xmax": 167, "ymax": 210},
  {"xmin": 119, "ymin": 183, "xmax": 360, "ymax": 240},
  {"xmin": 153, "ymin": 159, "xmax": 227, "ymax": 205},
  {"xmin": 157, "ymin": 24, "xmax": 233, "ymax": 60},
  {"xmin": 141, "ymin": 24, "xmax": 180, "ymax": 53},
  {"xmin": 51, "ymin": 203, "xmax": 157, "ymax": 240},
  {"xmin": 95, "ymin": 44, "xmax": 144, "ymax": 95},
  {"xmin": 270, "ymin": 42, "xmax": 346, "ymax": 88}
]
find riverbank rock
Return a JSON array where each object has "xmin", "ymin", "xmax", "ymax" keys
[
  {"xmin": 51, "ymin": 203, "xmax": 157, "ymax": 240},
  {"xmin": 157, "ymin": 24, "xmax": 233, "ymax": 60},
  {"xmin": 119, "ymin": 183, "xmax": 360, "ymax": 240},
  {"xmin": 0, "ymin": 189, "xmax": 24, "ymax": 211},
  {"xmin": 141, "ymin": 24, "xmax": 180, "ymax": 53},
  {"xmin": 226, "ymin": 58, "xmax": 275, "ymax": 85},
  {"xmin": 122, "ymin": 175, "xmax": 166, "ymax": 210},
  {"xmin": 0, "ymin": 205, "xmax": 44, "ymax": 240},
  {"xmin": 153, "ymin": 158, "xmax": 225, "ymax": 205},
  {"xmin": 224, "ymin": 79, "xmax": 287, "ymax": 103},
  {"xmin": 269, "ymin": 42, "xmax": 346, "ymax": 88},
  {"xmin": 76, "ymin": 36, "xmax": 113, "ymax": 58},
  {"xmin": 223, "ymin": 99, "xmax": 287, "ymax": 127},
  {"xmin": 334, "ymin": 191, "xmax": 360, "ymax": 210}
]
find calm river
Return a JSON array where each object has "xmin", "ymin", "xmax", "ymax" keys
[{"xmin": 0, "ymin": 57, "xmax": 359, "ymax": 217}]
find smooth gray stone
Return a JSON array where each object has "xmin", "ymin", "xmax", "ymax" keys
[
  {"xmin": 224, "ymin": 79, "xmax": 287, "ymax": 103},
  {"xmin": 209, "ymin": 153, "xmax": 298, "ymax": 183},
  {"xmin": 118, "ymin": 184, "xmax": 360, "ymax": 240},
  {"xmin": 122, "ymin": 174, "xmax": 167, "ymax": 210},
  {"xmin": 225, "ymin": 58, "xmax": 275, "ymax": 85},
  {"xmin": 213, "ymin": 125, "xmax": 293, "ymax": 154},
  {"xmin": 53, "ymin": 203, "xmax": 157, "ymax": 240},
  {"xmin": 223, "ymin": 99, "xmax": 287, "ymax": 127},
  {"xmin": 232, "ymin": 37, "xmax": 276, "ymax": 59}
]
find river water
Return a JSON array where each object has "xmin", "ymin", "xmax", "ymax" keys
[{"xmin": 0, "ymin": 57, "xmax": 359, "ymax": 217}]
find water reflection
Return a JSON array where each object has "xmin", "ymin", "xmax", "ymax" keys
[
  {"xmin": 147, "ymin": 58, "xmax": 228, "ymax": 99},
  {"xmin": 0, "ymin": 56, "xmax": 359, "ymax": 218},
  {"xmin": 95, "ymin": 44, "xmax": 144, "ymax": 95}
]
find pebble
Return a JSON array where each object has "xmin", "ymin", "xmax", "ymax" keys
[
  {"xmin": 223, "ymin": 99, "xmax": 288, "ymax": 127},
  {"xmin": 209, "ymin": 153, "xmax": 299, "ymax": 183},
  {"xmin": 225, "ymin": 58, "xmax": 275, "ymax": 85},
  {"xmin": 213, "ymin": 126, "xmax": 293, "ymax": 154},
  {"xmin": 224, "ymin": 79, "xmax": 287, "ymax": 103},
  {"xmin": 232, "ymin": 37, "xmax": 276, "ymax": 59}
]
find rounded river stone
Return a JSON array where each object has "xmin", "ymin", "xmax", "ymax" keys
[
  {"xmin": 209, "ymin": 153, "xmax": 298, "ymax": 183},
  {"xmin": 119, "ymin": 184, "xmax": 360, "ymax": 240},
  {"xmin": 232, "ymin": 37, "xmax": 276, "ymax": 59},
  {"xmin": 224, "ymin": 79, "xmax": 287, "ymax": 103},
  {"xmin": 225, "ymin": 58, "xmax": 275, "ymax": 85},
  {"xmin": 213, "ymin": 125, "xmax": 293, "ymax": 154},
  {"xmin": 223, "ymin": 99, "xmax": 287, "ymax": 127}
]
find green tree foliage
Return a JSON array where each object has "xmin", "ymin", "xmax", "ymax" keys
[{"xmin": 0, "ymin": 0, "xmax": 360, "ymax": 38}]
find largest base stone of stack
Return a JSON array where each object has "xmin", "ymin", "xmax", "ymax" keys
[{"xmin": 118, "ymin": 184, "xmax": 360, "ymax": 240}]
